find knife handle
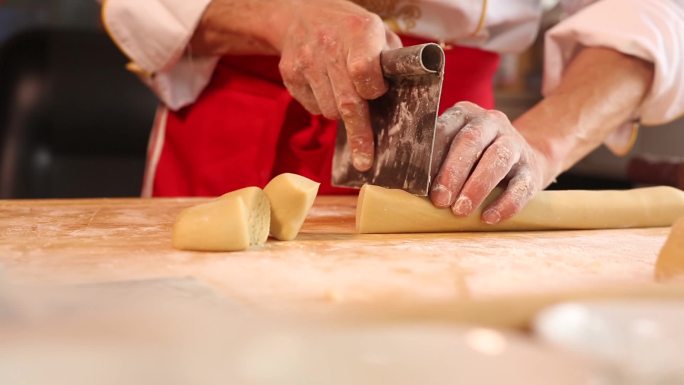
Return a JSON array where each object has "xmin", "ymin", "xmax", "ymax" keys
[{"xmin": 380, "ymin": 43, "xmax": 445, "ymax": 78}]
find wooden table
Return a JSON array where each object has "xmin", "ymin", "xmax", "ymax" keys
[{"xmin": 0, "ymin": 196, "xmax": 678, "ymax": 326}]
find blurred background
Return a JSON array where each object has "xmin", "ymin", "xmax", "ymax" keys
[
  {"xmin": 0, "ymin": 0, "xmax": 156, "ymax": 199},
  {"xmin": 0, "ymin": 0, "xmax": 682, "ymax": 199}
]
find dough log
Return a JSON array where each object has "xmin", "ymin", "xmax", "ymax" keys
[
  {"xmin": 264, "ymin": 173, "xmax": 320, "ymax": 241},
  {"xmin": 172, "ymin": 187, "xmax": 270, "ymax": 251},
  {"xmin": 655, "ymin": 217, "xmax": 684, "ymax": 281},
  {"xmin": 356, "ymin": 185, "xmax": 684, "ymax": 234}
]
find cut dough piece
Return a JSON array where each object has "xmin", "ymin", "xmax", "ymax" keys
[
  {"xmin": 264, "ymin": 173, "xmax": 320, "ymax": 241},
  {"xmin": 655, "ymin": 217, "xmax": 684, "ymax": 281},
  {"xmin": 357, "ymin": 184, "xmax": 684, "ymax": 233},
  {"xmin": 172, "ymin": 187, "xmax": 270, "ymax": 251}
]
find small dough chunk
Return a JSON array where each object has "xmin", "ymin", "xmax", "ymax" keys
[
  {"xmin": 264, "ymin": 173, "xmax": 320, "ymax": 241},
  {"xmin": 655, "ymin": 217, "xmax": 684, "ymax": 281},
  {"xmin": 357, "ymin": 185, "xmax": 684, "ymax": 233},
  {"xmin": 172, "ymin": 187, "xmax": 270, "ymax": 251}
]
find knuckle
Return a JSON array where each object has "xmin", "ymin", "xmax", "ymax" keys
[
  {"xmin": 490, "ymin": 143, "xmax": 515, "ymax": 168},
  {"xmin": 278, "ymin": 59, "xmax": 294, "ymax": 78},
  {"xmin": 279, "ymin": 62, "xmax": 306, "ymax": 84},
  {"xmin": 337, "ymin": 96, "xmax": 364, "ymax": 119},
  {"xmin": 349, "ymin": 132, "xmax": 372, "ymax": 147},
  {"xmin": 435, "ymin": 119, "xmax": 449, "ymax": 137},
  {"xmin": 454, "ymin": 101, "xmax": 484, "ymax": 117},
  {"xmin": 353, "ymin": 13, "xmax": 383, "ymax": 29},
  {"xmin": 510, "ymin": 176, "xmax": 535, "ymax": 203},
  {"xmin": 346, "ymin": 14, "xmax": 373, "ymax": 29},
  {"xmin": 347, "ymin": 57, "xmax": 375, "ymax": 81},
  {"xmin": 296, "ymin": 57, "xmax": 314, "ymax": 73},
  {"xmin": 457, "ymin": 125, "xmax": 483, "ymax": 145},
  {"xmin": 485, "ymin": 109, "xmax": 508, "ymax": 122},
  {"xmin": 442, "ymin": 105, "xmax": 466, "ymax": 121},
  {"xmin": 454, "ymin": 101, "xmax": 478, "ymax": 110},
  {"xmin": 369, "ymin": 12, "xmax": 384, "ymax": 26},
  {"xmin": 520, "ymin": 150, "xmax": 537, "ymax": 166},
  {"xmin": 316, "ymin": 30, "xmax": 337, "ymax": 50},
  {"xmin": 438, "ymin": 109, "xmax": 468, "ymax": 136},
  {"xmin": 441, "ymin": 161, "xmax": 469, "ymax": 185},
  {"xmin": 320, "ymin": 103, "xmax": 340, "ymax": 120}
]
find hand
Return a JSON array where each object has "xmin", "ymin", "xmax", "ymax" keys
[
  {"xmin": 274, "ymin": 0, "xmax": 402, "ymax": 171},
  {"xmin": 429, "ymin": 102, "xmax": 552, "ymax": 224}
]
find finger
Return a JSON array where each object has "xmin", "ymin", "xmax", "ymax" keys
[
  {"xmin": 481, "ymin": 168, "xmax": 537, "ymax": 225},
  {"xmin": 429, "ymin": 117, "xmax": 498, "ymax": 209},
  {"xmin": 454, "ymin": 135, "xmax": 521, "ymax": 216},
  {"xmin": 385, "ymin": 28, "xmax": 403, "ymax": 50},
  {"xmin": 431, "ymin": 105, "xmax": 472, "ymax": 178},
  {"xmin": 279, "ymin": 55, "xmax": 322, "ymax": 115},
  {"xmin": 429, "ymin": 102, "xmax": 489, "ymax": 207},
  {"xmin": 437, "ymin": 101, "xmax": 482, "ymax": 138},
  {"xmin": 305, "ymin": 70, "xmax": 339, "ymax": 119},
  {"xmin": 347, "ymin": 52, "xmax": 387, "ymax": 100},
  {"xmin": 432, "ymin": 101, "xmax": 491, "ymax": 167},
  {"xmin": 347, "ymin": 17, "xmax": 388, "ymax": 100},
  {"xmin": 328, "ymin": 62, "xmax": 374, "ymax": 171},
  {"xmin": 286, "ymin": 82, "xmax": 321, "ymax": 115}
]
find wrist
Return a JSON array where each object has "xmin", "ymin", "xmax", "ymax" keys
[
  {"xmin": 255, "ymin": 0, "xmax": 295, "ymax": 52},
  {"xmin": 192, "ymin": 0, "xmax": 294, "ymax": 55},
  {"xmin": 515, "ymin": 118, "xmax": 567, "ymax": 187},
  {"xmin": 530, "ymin": 144, "xmax": 563, "ymax": 188}
]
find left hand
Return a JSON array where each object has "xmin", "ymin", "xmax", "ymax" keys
[{"xmin": 429, "ymin": 101, "xmax": 552, "ymax": 224}]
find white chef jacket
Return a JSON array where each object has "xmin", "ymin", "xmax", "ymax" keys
[{"xmin": 101, "ymin": 0, "xmax": 684, "ymax": 193}]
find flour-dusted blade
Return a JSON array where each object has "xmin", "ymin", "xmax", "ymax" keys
[{"xmin": 331, "ymin": 44, "xmax": 445, "ymax": 196}]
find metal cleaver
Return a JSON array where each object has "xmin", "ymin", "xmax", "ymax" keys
[{"xmin": 331, "ymin": 43, "xmax": 445, "ymax": 196}]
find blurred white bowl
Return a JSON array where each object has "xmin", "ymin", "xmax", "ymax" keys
[{"xmin": 534, "ymin": 299, "xmax": 684, "ymax": 385}]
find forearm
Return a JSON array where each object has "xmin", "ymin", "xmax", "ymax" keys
[
  {"xmin": 190, "ymin": 0, "xmax": 288, "ymax": 56},
  {"xmin": 515, "ymin": 47, "xmax": 654, "ymax": 186}
]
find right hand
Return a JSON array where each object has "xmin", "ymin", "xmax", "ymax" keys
[{"xmin": 272, "ymin": 0, "xmax": 402, "ymax": 171}]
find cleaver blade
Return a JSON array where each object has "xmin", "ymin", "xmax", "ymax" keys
[{"xmin": 331, "ymin": 43, "xmax": 445, "ymax": 196}]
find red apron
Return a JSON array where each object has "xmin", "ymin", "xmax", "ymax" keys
[{"xmin": 153, "ymin": 36, "xmax": 499, "ymax": 197}]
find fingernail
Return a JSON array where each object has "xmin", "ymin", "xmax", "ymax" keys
[
  {"xmin": 452, "ymin": 196, "xmax": 472, "ymax": 216},
  {"xmin": 352, "ymin": 152, "xmax": 372, "ymax": 171},
  {"xmin": 482, "ymin": 209, "xmax": 501, "ymax": 225},
  {"xmin": 430, "ymin": 184, "xmax": 452, "ymax": 207}
]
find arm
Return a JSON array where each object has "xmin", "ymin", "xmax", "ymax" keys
[
  {"xmin": 105, "ymin": 0, "xmax": 401, "ymax": 171},
  {"xmin": 430, "ymin": 0, "xmax": 684, "ymax": 224},
  {"xmin": 188, "ymin": 0, "xmax": 281, "ymax": 56},
  {"xmin": 517, "ymin": 47, "xmax": 654, "ymax": 187}
]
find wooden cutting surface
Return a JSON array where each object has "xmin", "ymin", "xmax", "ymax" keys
[{"xmin": 0, "ymin": 196, "xmax": 673, "ymax": 313}]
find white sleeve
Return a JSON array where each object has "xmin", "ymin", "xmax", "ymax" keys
[
  {"xmin": 543, "ymin": 0, "xmax": 684, "ymax": 126},
  {"xmin": 102, "ymin": 0, "xmax": 218, "ymax": 110}
]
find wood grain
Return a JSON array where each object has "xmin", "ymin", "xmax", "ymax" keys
[{"xmin": 0, "ymin": 196, "xmax": 677, "ymax": 325}]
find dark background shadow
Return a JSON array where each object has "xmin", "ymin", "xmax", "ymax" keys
[{"xmin": 0, "ymin": 1, "xmax": 156, "ymax": 198}]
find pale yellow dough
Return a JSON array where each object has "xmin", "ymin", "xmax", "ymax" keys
[
  {"xmin": 172, "ymin": 187, "xmax": 270, "ymax": 251},
  {"xmin": 655, "ymin": 217, "xmax": 684, "ymax": 281},
  {"xmin": 264, "ymin": 173, "xmax": 320, "ymax": 241},
  {"xmin": 357, "ymin": 185, "xmax": 684, "ymax": 234}
]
